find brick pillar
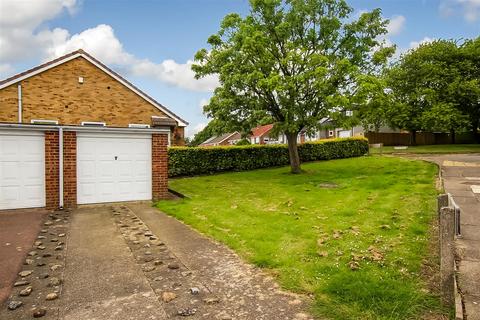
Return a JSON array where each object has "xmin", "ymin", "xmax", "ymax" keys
[
  {"xmin": 63, "ymin": 131, "xmax": 77, "ymax": 208},
  {"xmin": 152, "ymin": 133, "xmax": 169, "ymax": 200},
  {"xmin": 45, "ymin": 131, "xmax": 59, "ymax": 210}
]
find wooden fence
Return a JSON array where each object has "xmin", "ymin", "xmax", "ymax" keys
[{"xmin": 365, "ymin": 132, "xmax": 475, "ymax": 146}]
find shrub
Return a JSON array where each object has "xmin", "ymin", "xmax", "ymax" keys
[
  {"xmin": 168, "ymin": 137, "xmax": 369, "ymax": 177},
  {"xmin": 235, "ymin": 138, "xmax": 251, "ymax": 146}
]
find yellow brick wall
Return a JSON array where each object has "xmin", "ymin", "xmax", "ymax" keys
[
  {"xmin": 0, "ymin": 56, "xmax": 169, "ymax": 126},
  {"xmin": 0, "ymin": 84, "xmax": 18, "ymax": 121}
]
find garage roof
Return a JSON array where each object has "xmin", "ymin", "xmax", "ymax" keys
[{"xmin": 0, "ymin": 49, "xmax": 188, "ymax": 127}]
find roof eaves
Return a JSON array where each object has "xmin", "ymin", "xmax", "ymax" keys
[
  {"xmin": 216, "ymin": 132, "xmax": 238, "ymax": 144},
  {"xmin": 0, "ymin": 49, "xmax": 189, "ymax": 126}
]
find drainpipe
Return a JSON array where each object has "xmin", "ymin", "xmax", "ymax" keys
[
  {"xmin": 59, "ymin": 127, "xmax": 64, "ymax": 209},
  {"xmin": 17, "ymin": 83, "xmax": 22, "ymax": 123}
]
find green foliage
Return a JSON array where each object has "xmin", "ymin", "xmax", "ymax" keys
[
  {"xmin": 189, "ymin": 119, "xmax": 228, "ymax": 147},
  {"xmin": 354, "ymin": 74, "xmax": 392, "ymax": 132},
  {"xmin": 235, "ymin": 138, "xmax": 251, "ymax": 146},
  {"xmin": 386, "ymin": 38, "xmax": 479, "ymax": 139},
  {"xmin": 168, "ymin": 137, "xmax": 368, "ymax": 176},
  {"xmin": 192, "ymin": 0, "xmax": 391, "ymax": 171}
]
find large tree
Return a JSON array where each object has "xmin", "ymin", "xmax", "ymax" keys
[
  {"xmin": 386, "ymin": 39, "xmax": 478, "ymax": 144},
  {"xmin": 457, "ymin": 38, "xmax": 480, "ymax": 142},
  {"xmin": 192, "ymin": 0, "xmax": 390, "ymax": 173}
]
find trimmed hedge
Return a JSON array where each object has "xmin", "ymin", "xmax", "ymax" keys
[{"xmin": 168, "ymin": 137, "xmax": 369, "ymax": 177}]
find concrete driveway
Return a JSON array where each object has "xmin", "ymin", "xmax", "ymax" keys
[{"xmin": 1, "ymin": 204, "xmax": 311, "ymax": 320}]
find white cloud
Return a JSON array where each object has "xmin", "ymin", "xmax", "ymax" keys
[
  {"xmin": 0, "ymin": 0, "xmax": 76, "ymax": 28},
  {"xmin": 0, "ymin": 0, "xmax": 218, "ymax": 92},
  {"xmin": 386, "ymin": 15, "xmax": 406, "ymax": 36},
  {"xmin": 45, "ymin": 24, "xmax": 134, "ymax": 65},
  {"xmin": 0, "ymin": 0, "xmax": 77, "ymax": 62},
  {"xmin": 409, "ymin": 37, "xmax": 435, "ymax": 49},
  {"xmin": 440, "ymin": 0, "xmax": 480, "ymax": 22},
  {"xmin": 45, "ymin": 24, "xmax": 218, "ymax": 92},
  {"xmin": 186, "ymin": 122, "xmax": 207, "ymax": 138},
  {"xmin": 129, "ymin": 58, "xmax": 218, "ymax": 92}
]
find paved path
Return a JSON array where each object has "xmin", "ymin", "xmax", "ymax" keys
[
  {"xmin": 1, "ymin": 204, "xmax": 311, "ymax": 319},
  {"xmin": 0, "ymin": 209, "xmax": 47, "ymax": 303},
  {"xmin": 419, "ymin": 154, "xmax": 480, "ymax": 320}
]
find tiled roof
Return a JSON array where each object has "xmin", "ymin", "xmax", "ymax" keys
[
  {"xmin": 200, "ymin": 132, "xmax": 239, "ymax": 146},
  {"xmin": 0, "ymin": 49, "xmax": 188, "ymax": 126},
  {"xmin": 250, "ymin": 124, "xmax": 274, "ymax": 138}
]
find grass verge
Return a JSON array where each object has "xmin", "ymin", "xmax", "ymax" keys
[
  {"xmin": 369, "ymin": 144, "xmax": 480, "ymax": 154},
  {"xmin": 157, "ymin": 156, "xmax": 447, "ymax": 319}
]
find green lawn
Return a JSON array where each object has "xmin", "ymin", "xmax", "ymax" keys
[
  {"xmin": 369, "ymin": 144, "xmax": 480, "ymax": 154},
  {"xmin": 157, "ymin": 157, "xmax": 446, "ymax": 319}
]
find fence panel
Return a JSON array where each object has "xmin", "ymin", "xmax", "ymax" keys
[{"xmin": 365, "ymin": 132, "xmax": 474, "ymax": 146}]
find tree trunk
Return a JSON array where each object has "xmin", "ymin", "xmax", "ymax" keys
[
  {"xmin": 472, "ymin": 118, "xmax": 480, "ymax": 144},
  {"xmin": 286, "ymin": 132, "xmax": 301, "ymax": 174},
  {"xmin": 450, "ymin": 128, "xmax": 456, "ymax": 144},
  {"xmin": 410, "ymin": 130, "xmax": 417, "ymax": 146}
]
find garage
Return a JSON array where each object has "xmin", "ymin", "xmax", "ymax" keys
[
  {"xmin": 77, "ymin": 133, "xmax": 152, "ymax": 204},
  {"xmin": 338, "ymin": 130, "xmax": 352, "ymax": 138},
  {"xmin": 0, "ymin": 131, "xmax": 45, "ymax": 210}
]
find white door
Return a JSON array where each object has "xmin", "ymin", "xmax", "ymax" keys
[
  {"xmin": 0, "ymin": 131, "xmax": 45, "ymax": 210},
  {"xmin": 338, "ymin": 130, "xmax": 352, "ymax": 138},
  {"xmin": 77, "ymin": 133, "xmax": 152, "ymax": 204}
]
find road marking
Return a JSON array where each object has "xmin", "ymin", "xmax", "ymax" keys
[
  {"xmin": 443, "ymin": 161, "xmax": 480, "ymax": 167},
  {"xmin": 471, "ymin": 185, "xmax": 480, "ymax": 194}
]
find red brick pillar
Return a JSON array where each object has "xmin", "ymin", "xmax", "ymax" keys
[
  {"xmin": 63, "ymin": 131, "xmax": 77, "ymax": 208},
  {"xmin": 45, "ymin": 131, "xmax": 59, "ymax": 210},
  {"xmin": 152, "ymin": 133, "xmax": 169, "ymax": 200}
]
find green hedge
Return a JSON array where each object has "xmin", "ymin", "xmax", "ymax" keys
[{"xmin": 168, "ymin": 137, "xmax": 369, "ymax": 177}]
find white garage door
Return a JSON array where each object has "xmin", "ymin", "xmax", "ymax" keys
[
  {"xmin": 0, "ymin": 131, "xmax": 45, "ymax": 210},
  {"xmin": 338, "ymin": 130, "xmax": 352, "ymax": 138},
  {"xmin": 77, "ymin": 133, "xmax": 152, "ymax": 204}
]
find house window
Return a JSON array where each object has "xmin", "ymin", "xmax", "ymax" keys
[
  {"xmin": 81, "ymin": 121, "xmax": 106, "ymax": 127},
  {"xmin": 31, "ymin": 119, "xmax": 59, "ymax": 125},
  {"xmin": 328, "ymin": 130, "xmax": 334, "ymax": 137},
  {"xmin": 128, "ymin": 123, "xmax": 150, "ymax": 128},
  {"xmin": 345, "ymin": 110, "xmax": 353, "ymax": 117}
]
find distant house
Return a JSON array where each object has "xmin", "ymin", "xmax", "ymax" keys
[
  {"xmin": 250, "ymin": 124, "xmax": 306, "ymax": 145},
  {"xmin": 199, "ymin": 132, "xmax": 241, "ymax": 147},
  {"xmin": 250, "ymin": 124, "xmax": 277, "ymax": 144},
  {"xmin": 303, "ymin": 118, "xmax": 399, "ymax": 142}
]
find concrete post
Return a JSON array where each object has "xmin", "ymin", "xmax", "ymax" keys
[
  {"xmin": 439, "ymin": 206, "xmax": 455, "ymax": 307},
  {"xmin": 438, "ymin": 194, "xmax": 449, "ymax": 213}
]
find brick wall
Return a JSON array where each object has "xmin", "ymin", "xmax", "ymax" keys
[
  {"xmin": 0, "ymin": 56, "xmax": 167, "ymax": 126},
  {"xmin": 44, "ymin": 131, "xmax": 59, "ymax": 210},
  {"xmin": 152, "ymin": 133, "xmax": 169, "ymax": 200},
  {"xmin": 63, "ymin": 131, "xmax": 77, "ymax": 208},
  {"xmin": 173, "ymin": 126, "xmax": 185, "ymax": 146}
]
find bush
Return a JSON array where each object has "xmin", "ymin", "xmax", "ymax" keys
[
  {"xmin": 168, "ymin": 137, "xmax": 369, "ymax": 177},
  {"xmin": 235, "ymin": 138, "xmax": 251, "ymax": 146}
]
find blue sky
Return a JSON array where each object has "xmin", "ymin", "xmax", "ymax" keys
[{"xmin": 0, "ymin": 0, "xmax": 479, "ymax": 136}]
